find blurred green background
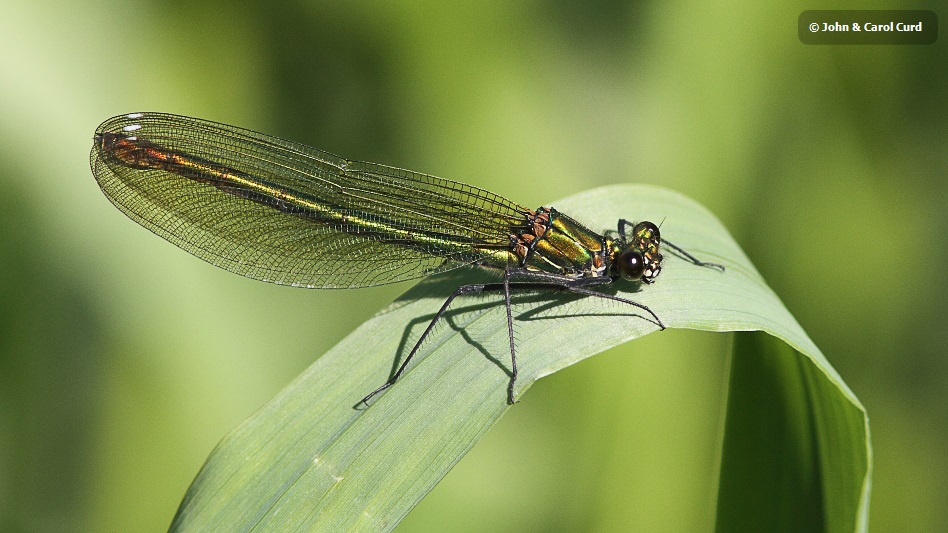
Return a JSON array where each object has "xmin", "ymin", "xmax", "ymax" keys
[{"xmin": 0, "ymin": 0, "xmax": 944, "ymax": 531}]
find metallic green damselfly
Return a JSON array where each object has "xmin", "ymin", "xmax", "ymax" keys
[{"xmin": 91, "ymin": 112, "xmax": 723, "ymax": 405}]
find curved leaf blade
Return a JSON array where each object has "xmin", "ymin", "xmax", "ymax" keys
[{"xmin": 170, "ymin": 184, "xmax": 870, "ymax": 532}]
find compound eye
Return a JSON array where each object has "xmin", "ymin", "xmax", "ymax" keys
[
  {"xmin": 618, "ymin": 250, "xmax": 645, "ymax": 281},
  {"xmin": 633, "ymin": 221, "xmax": 660, "ymax": 242}
]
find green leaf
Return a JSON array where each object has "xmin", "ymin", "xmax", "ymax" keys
[
  {"xmin": 169, "ymin": 184, "xmax": 870, "ymax": 532},
  {"xmin": 715, "ymin": 332, "xmax": 870, "ymax": 532}
]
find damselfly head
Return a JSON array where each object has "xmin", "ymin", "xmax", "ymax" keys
[
  {"xmin": 615, "ymin": 221, "xmax": 663, "ymax": 283},
  {"xmin": 631, "ymin": 220, "xmax": 661, "ymax": 248},
  {"xmin": 616, "ymin": 249, "xmax": 646, "ymax": 281}
]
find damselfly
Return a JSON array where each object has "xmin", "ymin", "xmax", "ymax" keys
[{"xmin": 91, "ymin": 113, "xmax": 723, "ymax": 405}]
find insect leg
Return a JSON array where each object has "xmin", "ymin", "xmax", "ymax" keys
[
  {"xmin": 619, "ymin": 218, "xmax": 724, "ymax": 272},
  {"xmin": 503, "ymin": 269, "xmax": 518, "ymax": 404},
  {"xmin": 560, "ymin": 283, "xmax": 665, "ymax": 330},
  {"xmin": 360, "ymin": 282, "xmax": 490, "ymax": 406},
  {"xmin": 661, "ymin": 239, "xmax": 725, "ymax": 272},
  {"xmin": 362, "ymin": 272, "xmax": 666, "ymax": 406},
  {"xmin": 507, "ymin": 271, "xmax": 666, "ymax": 329}
]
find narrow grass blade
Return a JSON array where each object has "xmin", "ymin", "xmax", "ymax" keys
[{"xmin": 170, "ymin": 184, "xmax": 870, "ymax": 532}]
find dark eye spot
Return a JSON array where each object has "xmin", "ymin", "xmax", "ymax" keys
[{"xmin": 618, "ymin": 251, "xmax": 645, "ymax": 280}]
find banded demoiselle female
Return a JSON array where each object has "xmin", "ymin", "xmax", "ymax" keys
[{"xmin": 91, "ymin": 112, "xmax": 723, "ymax": 405}]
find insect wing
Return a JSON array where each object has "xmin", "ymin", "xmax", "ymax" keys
[{"xmin": 91, "ymin": 113, "xmax": 527, "ymax": 288}]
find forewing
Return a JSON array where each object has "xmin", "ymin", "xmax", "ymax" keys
[{"xmin": 91, "ymin": 113, "xmax": 528, "ymax": 288}]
